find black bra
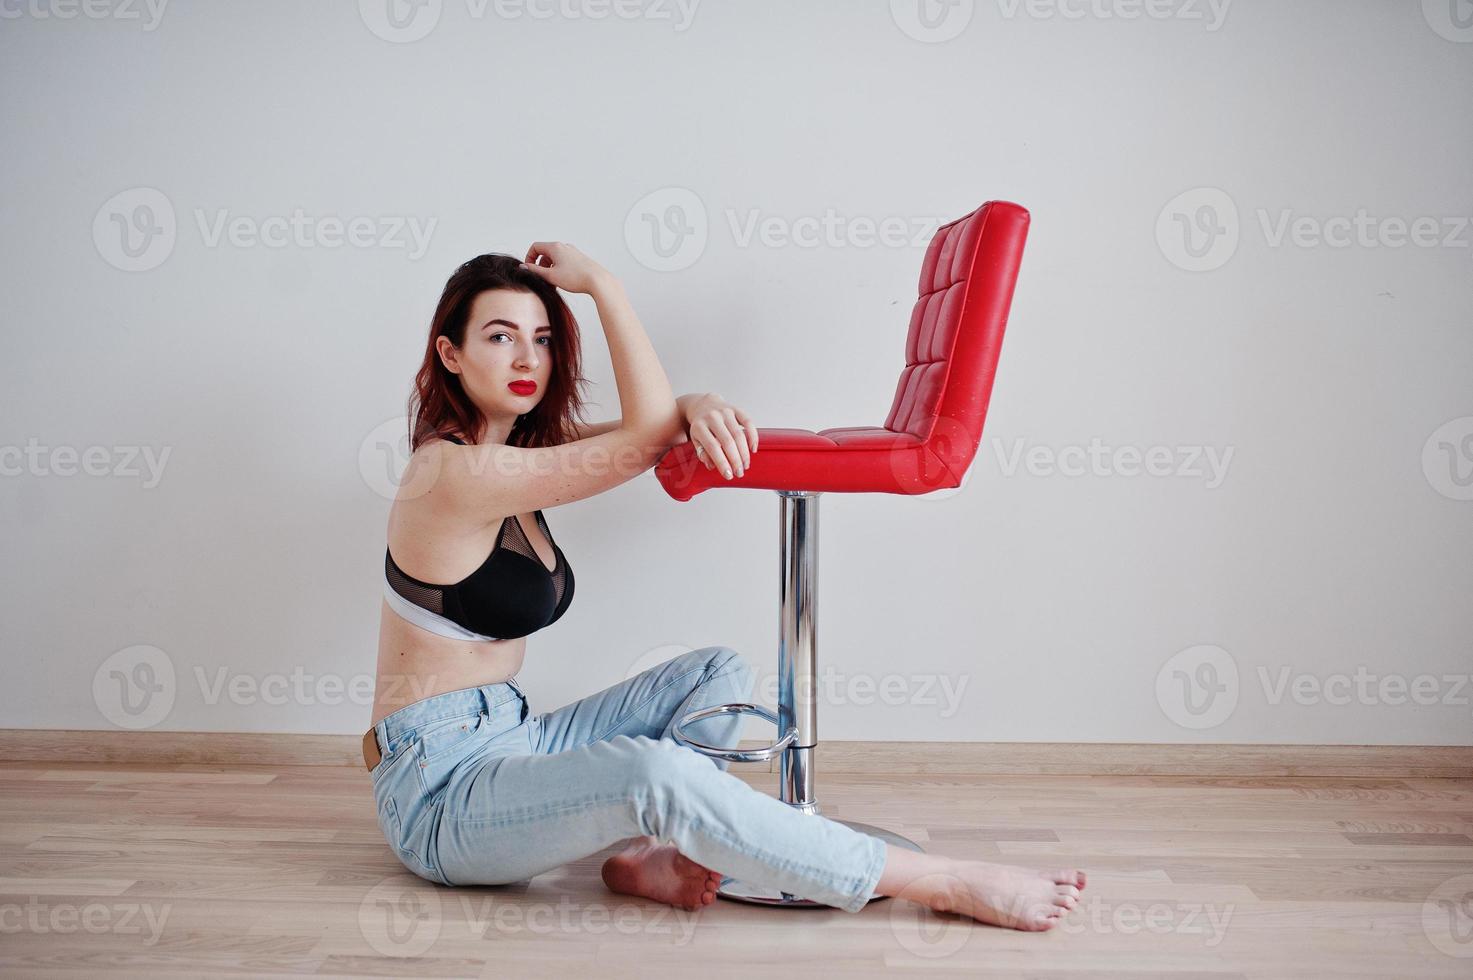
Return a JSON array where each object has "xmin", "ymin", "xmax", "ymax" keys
[{"xmin": 382, "ymin": 435, "xmax": 574, "ymax": 641}]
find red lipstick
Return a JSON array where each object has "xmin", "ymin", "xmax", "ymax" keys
[{"xmin": 507, "ymin": 380, "xmax": 537, "ymax": 396}]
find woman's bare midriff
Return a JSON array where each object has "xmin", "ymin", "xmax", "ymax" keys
[
  {"xmin": 370, "ymin": 598, "xmax": 527, "ymax": 728},
  {"xmin": 369, "ymin": 495, "xmax": 557, "ymax": 729}
]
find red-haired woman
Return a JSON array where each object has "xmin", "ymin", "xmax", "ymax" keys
[{"xmin": 364, "ymin": 242, "xmax": 1084, "ymax": 929}]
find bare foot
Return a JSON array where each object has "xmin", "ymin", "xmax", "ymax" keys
[
  {"xmin": 877, "ymin": 845, "xmax": 1086, "ymax": 932},
  {"xmin": 936, "ymin": 861, "xmax": 1085, "ymax": 931},
  {"xmin": 600, "ymin": 836, "xmax": 724, "ymax": 912}
]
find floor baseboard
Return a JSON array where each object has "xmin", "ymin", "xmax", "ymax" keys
[{"xmin": 2, "ymin": 729, "xmax": 1468, "ymax": 776}]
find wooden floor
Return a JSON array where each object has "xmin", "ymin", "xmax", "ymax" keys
[{"xmin": 0, "ymin": 760, "xmax": 1469, "ymax": 977}]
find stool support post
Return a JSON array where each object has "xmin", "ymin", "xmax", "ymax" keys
[
  {"xmin": 671, "ymin": 487, "xmax": 926, "ymax": 907},
  {"xmin": 777, "ymin": 490, "xmax": 819, "ymax": 811}
]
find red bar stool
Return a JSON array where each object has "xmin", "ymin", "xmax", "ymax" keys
[{"xmin": 657, "ymin": 201, "xmax": 1031, "ymax": 907}]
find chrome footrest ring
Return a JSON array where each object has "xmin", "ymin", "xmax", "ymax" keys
[{"xmin": 671, "ymin": 702, "xmax": 795, "ymax": 764}]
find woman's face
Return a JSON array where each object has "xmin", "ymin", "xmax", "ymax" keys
[{"xmin": 440, "ymin": 288, "xmax": 553, "ymax": 430}]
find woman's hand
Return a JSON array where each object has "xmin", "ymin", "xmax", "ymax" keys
[
  {"xmin": 673, "ymin": 393, "xmax": 758, "ymax": 480},
  {"xmin": 519, "ymin": 241, "xmax": 612, "ymax": 295}
]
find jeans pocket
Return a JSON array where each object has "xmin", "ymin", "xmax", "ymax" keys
[
  {"xmin": 378, "ymin": 795, "xmax": 442, "ymax": 883},
  {"xmin": 378, "ymin": 793, "xmax": 402, "ymax": 843},
  {"xmin": 416, "ymin": 711, "xmax": 490, "ymax": 765}
]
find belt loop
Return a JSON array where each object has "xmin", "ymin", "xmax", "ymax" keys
[{"xmin": 506, "ymin": 675, "xmax": 528, "ymax": 722}]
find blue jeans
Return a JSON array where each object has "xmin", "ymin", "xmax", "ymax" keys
[{"xmin": 368, "ymin": 646, "xmax": 888, "ymax": 913}]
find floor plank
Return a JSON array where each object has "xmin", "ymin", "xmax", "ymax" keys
[{"xmin": 0, "ymin": 760, "xmax": 1468, "ymax": 976}]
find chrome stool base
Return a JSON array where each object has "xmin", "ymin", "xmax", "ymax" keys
[{"xmin": 670, "ymin": 490, "xmax": 926, "ymax": 910}]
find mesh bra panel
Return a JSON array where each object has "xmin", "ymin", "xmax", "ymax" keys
[
  {"xmin": 383, "ymin": 509, "xmax": 573, "ymax": 639},
  {"xmin": 382, "ymin": 432, "xmax": 573, "ymax": 638},
  {"xmin": 532, "ymin": 511, "xmax": 569, "ymax": 609},
  {"xmin": 385, "ymin": 550, "xmax": 446, "ymax": 614}
]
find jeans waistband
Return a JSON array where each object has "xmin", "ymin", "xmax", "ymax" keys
[{"xmin": 375, "ymin": 678, "xmax": 528, "ymax": 749}]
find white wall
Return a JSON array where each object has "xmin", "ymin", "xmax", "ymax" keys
[{"xmin": 1, "ymin": 0, "xmax": 1469, "ymax": 744}]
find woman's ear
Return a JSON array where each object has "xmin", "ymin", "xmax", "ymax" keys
[{"xmin": 435, "ymin": 336, "xmax": 461, "ymax": 375}]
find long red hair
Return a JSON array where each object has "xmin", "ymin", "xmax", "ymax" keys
[{"xmin": 407, "ymin": 254, "xmax": 589, "ymax": 451}]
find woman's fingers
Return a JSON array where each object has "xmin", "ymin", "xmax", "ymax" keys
[
  {"xmin": 690, "ymin": 422, "xmax": 732, "ymax": 478},
  {"xmin": 706, "ymin": 418, "xmax": 743, "ymax": 478},
  {"xmin": 714, "ymin": 411, "xmax": 749, "ymax": 474},
  {"xmin": 690, "ymin": 400, "xmax": 759, "ymax": 481},
  {"xmin": 732, "ymin": 405, "xmax": 758, "ymax": 454}
]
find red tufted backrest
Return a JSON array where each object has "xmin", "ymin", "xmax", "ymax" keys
[{"xmin": 882, "ymin": 201, "xmax": 1030, "ymax": 482}]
